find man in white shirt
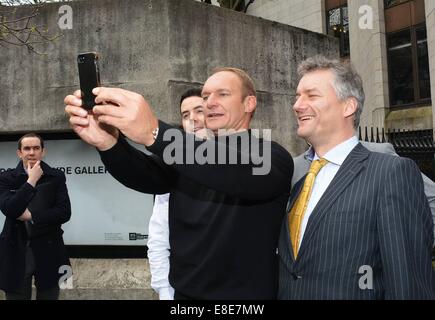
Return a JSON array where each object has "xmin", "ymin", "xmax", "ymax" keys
[{"xmin": 147, "ymin": 88, "xmax": 206, "ymax": 300}]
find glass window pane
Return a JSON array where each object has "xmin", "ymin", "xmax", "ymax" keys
[
  {"xmin": 388, "ymin": 28, "xmax": 411, "ymax": 49},
  {"xmin": 384, "ymin": 0, "xmax": 411, "ymax": 8},
  {"xmin": 342, "ymin": 6, "xmax": 348, "ymax": 26},
  {"xmin": 385, "ymin": 0, "xmax": 394, "ymax": 7},
  {"xmin": 416, "ymin": 27, "xmax": 431, "ymax": 99},
  {"xmin": 328, "ymin": 8, "xmax": 341, "ymax": 29},
  {"xmin": 342, "ymin": 28, "xmax": 350, "ymax": 56},
  {"xmin": 388, "ymin": 30, "xmax": 414, "ymax": 105},
  {"xmin": 326, "ymin": 6, "xmax": 350, "ymax": 57}
]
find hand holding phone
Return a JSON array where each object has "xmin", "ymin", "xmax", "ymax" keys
[{"xmin": 77, "ymin": 52, "xmax": 101, "ymax": 110}]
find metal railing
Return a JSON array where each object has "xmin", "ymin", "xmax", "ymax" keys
[{"xmin": 358, "ymin": 127, "xmax": 435, "ymax": 181}]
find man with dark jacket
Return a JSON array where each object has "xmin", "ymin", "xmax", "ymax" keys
[{"xmin": 0, "ymin": 133, "xmax": 71, "ymax": 300}]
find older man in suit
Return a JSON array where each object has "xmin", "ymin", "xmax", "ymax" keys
[{"xmin": 278, "ymin": 55, "xmax": 434, "ymax": 299}]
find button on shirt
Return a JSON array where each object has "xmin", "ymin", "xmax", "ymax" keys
[{"xmin": 298, "ymin": 136, "xmax": 359, "ymax": 244}]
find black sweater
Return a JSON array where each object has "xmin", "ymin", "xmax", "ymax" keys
[{"xmin": 99, "ymin": 121, "xmax": 293, "ymax": 299}]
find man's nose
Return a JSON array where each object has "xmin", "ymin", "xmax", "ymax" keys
[
  {"xmin": 185, "ymin": 119, "xmax": 195, "ymax": 133},
  {"xmin": 189, "ymin": 113, "xmax": 197, "ymax": 122},
  {"xmin": 206, "ymin": 93, "xmax": 218, "ymax": 108},
  {"xmin": 293, "ymin": 96, "xmax": 305, "ymax": 112}
]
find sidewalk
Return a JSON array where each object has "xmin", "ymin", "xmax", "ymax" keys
[{"xmin": 0, "ymin": 258, "xmax": 158, "ymax": 300}]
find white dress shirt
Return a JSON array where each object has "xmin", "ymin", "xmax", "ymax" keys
[
  {"xmin": 147, "ymin": 193, "xmax": 174, "ymax": 300},
  {"xmin": 299, "ymin": 136, "xmax": 359, "ymax": 244}
]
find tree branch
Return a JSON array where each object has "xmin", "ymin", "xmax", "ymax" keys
[{"xmin": 0, "ymin": 1, "xmax": 60, "ymax": 54}]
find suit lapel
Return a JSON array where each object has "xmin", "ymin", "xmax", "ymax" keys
[{"xmin": 297, "ymin": 143, "xmax": 370, "ymax": 259}]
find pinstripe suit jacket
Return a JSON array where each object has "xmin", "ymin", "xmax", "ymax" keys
[{"xmin": 278, "ymin": 143, "xmax": 435, "ymax": 299}]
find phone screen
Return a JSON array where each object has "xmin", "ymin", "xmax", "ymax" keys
[{"xmin": 77, "ymin": 52, "xmax": 101, "ymax": 110}]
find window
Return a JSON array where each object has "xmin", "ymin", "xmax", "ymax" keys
[
  {"xmin": 384, "ymin": 0, "xmax": 411, "ymax": 9},
  {"xmin": 385, "ymin": 0, "xmax": 430, "ymax": 107},
  {"xmin": 387, "ymin": 29, "xmax": 413, "ymax": 105},
  {"xmin": 326, "ymin": 4, "xmax": 349, "ymax": 57},
  {"xmin": 387, "ymin": 24, "xmax": 431, "ymax": 107},
  {"xmin": 416, "ymin": 27, "xmax": 431, "ymax": 100}
]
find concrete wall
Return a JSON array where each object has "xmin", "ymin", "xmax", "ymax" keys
[
  {"xmin": 0, "ymin": 0, "xmax": 338, "ymax": 156},
  {"xmin": 246, "ymin": 0, "xmax": 325, "ymax": 34}
]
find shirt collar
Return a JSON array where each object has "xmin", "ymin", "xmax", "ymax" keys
[{"xmin": 305, "ymin": 136, "xmax": 359, "ymax": 166}]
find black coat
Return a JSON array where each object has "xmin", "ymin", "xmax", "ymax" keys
[{"xmin": 0, "ymin": 161, "xmax": 71, "ymax": 292}]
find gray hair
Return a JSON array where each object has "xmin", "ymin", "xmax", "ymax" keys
[{"xmin": 297, "ymin": 55, "xmax": 365, "ymax": 129}]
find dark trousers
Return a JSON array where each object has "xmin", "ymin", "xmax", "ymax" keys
[
  {"xmin": 5, "ymin": 246, "xmax": 60, "ymax": 300},
  {"xmin": 174, "ymin": 290, "xmax": 196, "ymax": 300}
]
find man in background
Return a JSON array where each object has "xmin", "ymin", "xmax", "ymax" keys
[{"xmin": 0, "ymin": 133, "xmax": 71, "ymax": 300}]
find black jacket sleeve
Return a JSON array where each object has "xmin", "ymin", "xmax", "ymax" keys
[
  {"xmin": 0, "ymin": 172, "xmax": 35, "ymax": 219},
  {"xmin": 147, "ymin": 121, "xmax": 294, "ymax": 201},
  {"xmin": 377, "ymin": 157, "xmax": 435, "ymax": 299},
  {"xmin": 99, "ymin": 137, "xmax": 176, "ymax": 195}
]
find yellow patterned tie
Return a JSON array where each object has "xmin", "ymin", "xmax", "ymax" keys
[{"xmin": 289, "ymin": 158, "xmax": 328, "ymax": 258}]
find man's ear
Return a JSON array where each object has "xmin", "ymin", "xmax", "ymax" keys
[
  {"xmin": 244, "ymin": 95, "xmax": 257, "ymax": 114},
  {"xmin": 343, "ymin": 97, "xmax": 358, "ymax": 118},
  {"xmin": 16, "ymin": 149, "xmax": 21, "ymax": 159},
  {"xmin": 41, "ymin": 148, "xmax": 46, "ymax": 158}
]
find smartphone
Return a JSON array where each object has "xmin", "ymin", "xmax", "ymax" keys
[{"xmin": 77, "ymin": 52, "xmax": 101, "ymax": 110}]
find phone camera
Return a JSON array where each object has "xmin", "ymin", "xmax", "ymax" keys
[{"xmin": 78, "ymin": 56, "xmax": 86, "ymax": 64}]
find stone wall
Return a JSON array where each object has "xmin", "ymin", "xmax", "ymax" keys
[
  {"xmin": 246, "ymin": 0, "xmax": 325, "ymax": 34},
  {"xmin": 348, "ymin": 0, "xmax": 390, "ymax": 129},
  {"xmin": 0, "ymin": 0, "xmax": 338, "ymax": 155}
]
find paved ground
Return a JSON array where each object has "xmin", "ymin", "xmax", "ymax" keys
[{"xmin": 0, "ymin": 258, "xmax": 158, "ymax": 300}]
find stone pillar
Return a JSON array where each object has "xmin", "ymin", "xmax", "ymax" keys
[{"xmin": 348, "ymin": 0, "xmax": 389, "ymax": 130}]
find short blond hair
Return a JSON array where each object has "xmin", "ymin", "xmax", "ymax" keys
[{"xmin": 211, "ymin": 67, "xmax": 256, "ymax": 99}]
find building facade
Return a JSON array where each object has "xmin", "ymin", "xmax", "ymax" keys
[
  {"xmin": 246, "ymin": 0, "xmax": 434, "ymax": 132},
  {"xmin": 240, "ymin": 0, "xmax": 435, "ymax": 178}
]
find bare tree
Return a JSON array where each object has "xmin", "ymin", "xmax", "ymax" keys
[
  {"xmin": 1, "ymin": 0, "xmax": 256, "ymax": 53},
  {"xmin": 0, "ymin": 0, "xmax": 65, "ymax": 54}
]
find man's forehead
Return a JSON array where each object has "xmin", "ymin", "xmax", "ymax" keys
[
  {"xmin": 203, "ymin": 71, "xmax": 241, "ymax": 90},
  {"xmin": 297, "ymin": 70, "xmax": 334, "ymax": 91},
  {"xmin": 21, "ymin": 137, "xmax": 42, "ymax": 147},
  {"xmin": 181, "ymin": 97, "xmax": 203, "ymax": 112}
]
